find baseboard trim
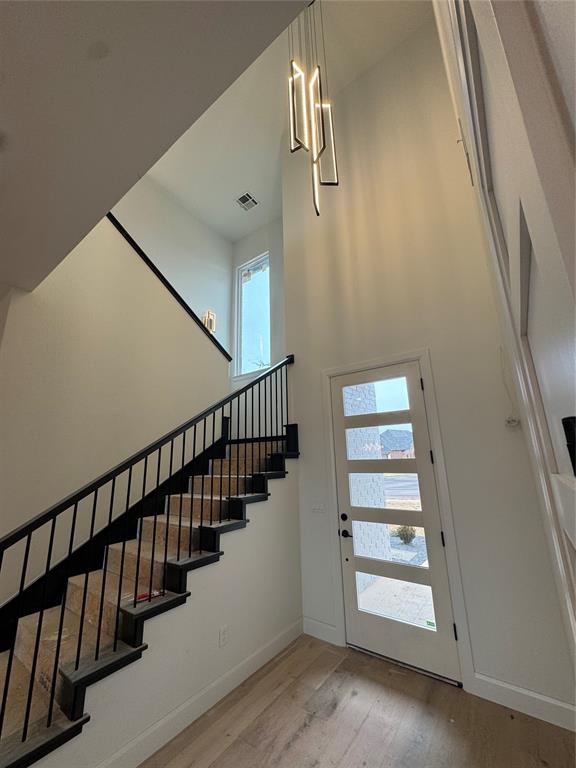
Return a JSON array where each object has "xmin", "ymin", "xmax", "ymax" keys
[
  {"xmin": 94, "ymin": 617, "xmax": 303, "ymax": 768},
  {"xmin": 466, "ymin": 672, "xmax": 576, "ymax": 731},
  {"xmin": 303, "ymin": 616, "xmax": 346, "ymax": 647}
]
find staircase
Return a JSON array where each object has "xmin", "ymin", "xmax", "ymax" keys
[{"xmin": 0, "ymin": 357, "xmax": 297, "ymax": 768}]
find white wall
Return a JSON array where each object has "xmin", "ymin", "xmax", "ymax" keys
[
  {"xmin": 113, "ymin": 176, "xmax": 233, "ymax": 351},
  {"xmin": 531, "ymin": 0, "xmax": 575, "ymax": 131},
  {"xmin": 232, "ymin": 217, "xmax": 286, "ymax": 376},
  {"xmin": 0, "ymin": 217, "xmax": 230, "ymax": 544},
  {"xmin": 36, "ymin": 468, "xmax": 302, "ymax": 768},
  {"xmin": 282, "ymin": 21, "xmax": 574, "ymax": 726}
]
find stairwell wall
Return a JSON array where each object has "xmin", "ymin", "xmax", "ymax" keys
[
  {"xmin": 113, "ymin": 175, "xmax": 234, "ymax": 352},
  {"xmin": 0, "ymin": 217, "xmax": 231, "ymax": 590},
  {"xmin": 282, "ymin": 21, "xmax": 575, "ymax": 727}
]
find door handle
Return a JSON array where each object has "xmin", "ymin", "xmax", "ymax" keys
[{"xmin": 340, "ymin": 529, "xmax": 352, "ymax": 538}]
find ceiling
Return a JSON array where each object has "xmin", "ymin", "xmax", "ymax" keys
[
  {"xmin": 0, "ymin": 1, "xmax": 305, "ymax": 290},
  {"xmin": 145, "ymin": 0, "xmax": 433, "ymax": 242}
]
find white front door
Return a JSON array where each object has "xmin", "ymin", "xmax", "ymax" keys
[{"xmin": 331, "ymin": 361, "xmax": 460, "ymax": 681}]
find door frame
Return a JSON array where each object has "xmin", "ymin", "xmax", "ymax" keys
[{"xmin": 321, "ymin": 347, "xmax": 473, "ymax": 685}]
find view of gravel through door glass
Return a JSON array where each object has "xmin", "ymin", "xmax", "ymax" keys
[{"xmin": 355, "ymin": 572, "xmax": 437, "ymax": 631}]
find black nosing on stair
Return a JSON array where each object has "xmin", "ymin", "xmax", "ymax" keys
[
  {"xmin": 267, "ymin": 453, "xmax": 287, "ymax": 472},
  {"xmin": 0, "ymin": 714, "xmax": 90, "ymax": 768},
  {"xmin": 232, "ymin": 493, "xmax": 269, "ymax": 507},
  {"xmin": 165, "ymin": 551, "xmax": 223, "ymax": 593},
  {"xmin": 120, "ymin": 591, "xmax": 191, "ymax": 646},
  {"xmin": 59, "ymin": 643, "xmax": 147, "ymax": 721}
]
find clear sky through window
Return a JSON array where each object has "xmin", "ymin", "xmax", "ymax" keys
[{"xmin": 239, "ymin": 255, "xmax": 271, "ymax": 374}]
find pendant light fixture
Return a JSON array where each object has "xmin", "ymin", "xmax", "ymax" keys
[{"xmin": 288, "ymin": 0, "xmax": 338, "ymax": 216}]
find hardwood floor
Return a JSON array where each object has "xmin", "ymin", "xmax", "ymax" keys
[{"xmin": 139, "ymin": 635, "xmax": 575, "ymax": 768}]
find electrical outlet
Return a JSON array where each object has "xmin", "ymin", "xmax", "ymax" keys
[{"xmin": 218, "ymin": 625, "xmax": 229, "ymax": 648}]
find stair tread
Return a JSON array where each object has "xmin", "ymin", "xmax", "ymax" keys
[
  {"xmin": 0, "ymin": 711, "xmax": 88, "ymax": 767},
  {"xmin": 169, "ymin": 492, "xmax": 264, "ymax": 501}
]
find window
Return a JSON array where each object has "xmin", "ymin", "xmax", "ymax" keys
[{"xmin": 236, "ymin": 253, "xmax": 271, "ymax": 375}]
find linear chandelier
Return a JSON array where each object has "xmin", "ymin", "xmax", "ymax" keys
[{"xmin": 288, "ymin": 0, "xmax": 338, "ymax": 216}]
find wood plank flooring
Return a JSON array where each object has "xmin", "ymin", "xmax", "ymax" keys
[{"xmin": 139, "ymin": 635, "xmax": 575, "ymax": 768}]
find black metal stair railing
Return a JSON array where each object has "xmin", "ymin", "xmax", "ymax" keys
[{"xmin": 0, "ymin": 354, "xmax": 295, "ymax": 751}]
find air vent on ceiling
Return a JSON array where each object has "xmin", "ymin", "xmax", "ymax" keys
[{"xmin": 236, "ymin": 192, "xmax": 259, "ymax": 211}]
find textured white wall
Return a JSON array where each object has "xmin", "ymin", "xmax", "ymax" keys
[
  {"xmin": 282, "ymin": 20, "xmax": 574, "ymax": 721},
  {"xmin": 113, "ymin": 176, "xmax": 234, "ymax": 351},
  {"xmin": 35, "ymin": 468, "xmax": 302, "ymax": 768},
  {"xmin": 0, "ymin": 217, "xmax": 231, "ymax": 543},
  {"xmin": 531, "ymin": 0, "xmax": 575, "ymax": 130}
]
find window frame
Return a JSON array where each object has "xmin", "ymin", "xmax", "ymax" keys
[{"xmin": 234, "ymin": 251, "xmax": 271, "ymax": 377}]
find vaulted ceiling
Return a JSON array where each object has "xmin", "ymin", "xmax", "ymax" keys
[
  {"xmin": 0, "ymin": 1, "xmax": 306, "ymax": 290},
  {"xmin": 143, "ymin": 1, "xmax": 433, "ymax": 242}
]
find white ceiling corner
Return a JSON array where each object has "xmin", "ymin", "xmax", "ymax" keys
[{"xmin": 146, "ymin": 0, "xmax": 433, "ymax": 243}]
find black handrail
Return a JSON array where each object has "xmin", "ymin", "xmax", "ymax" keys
[
  {"xmin": 0, "ymin": 355, "xmax": 293, "ymax": 553},
  {"xmin": 106, "ymin": 212, "xmax": 233, "ymax": 363},
  {"xmin": 0, "ymin": 354, "xmax": 295, "ymax": 747}
]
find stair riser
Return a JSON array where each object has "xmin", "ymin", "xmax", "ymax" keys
[
  {"xmin": 107, "ymin": 546, "xmax": 165, "ymax": 592},
  {"xmin": 141, "ymin": 518, "xmax": 198, "ymax": 553},
  {"xmin": 227, "ymin": 441, "xmax": 282, "ymax": 458},
  {"xmin": 65, "ymin": 575, "xmax": 139, "ymax": 641},
  {"xmin": 216, "ymin": 458, "xmax": 267, "ymax": 474},
  {"xmin": 168, "ymin": 496, "xmax": 229, "ymax": 523},
  {"xmin": 14, "ymin": 621, "xmax": 72, "ymax": 705},
  {"xmin": 191, "ymin": 475, "xmax": 249, "ymax": 495}
]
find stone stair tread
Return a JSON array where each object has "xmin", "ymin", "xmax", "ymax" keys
[{"xmin": 170, "ymin": 492, "xmax": 263, "ymax": 501}]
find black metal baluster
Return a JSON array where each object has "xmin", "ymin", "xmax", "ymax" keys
[
  {"xmin": 199, "ymin": 419, "xmax": 207, "ymax": 550},
  {"xmin": 218, "ymin": 408, "xmax": 224, "ymax": 523},
  {"xmin": 243, "ymin": 391, "xmax": 247, "ymax": 490},
  {"xmin": 147, "ymin": 447, "xmax": 163, "ymax": 602},
  {"xmin": 275, "ymin": 370, "xmax": 279, "ymax": 454},
  {"xmin": 22, "ymin": 518, "xmax": 56, "ymax": 740},
  {"xmin": 280, "ymin": 363, "xmax": 285, "ymax": 454},
  {"xmin": 285, "ymin": 363, "xmax": 290, "ymax": 428},
  {"xmin": 113, "ymin": 467, "xmax": 133, "ymax": 652},
  {"xmin": 132, "ymin": 456, "xmax": 149, "ymax": 607},
  {"xmin": 209, "ymin": 412, "xmax": 216, "ymax": 525},
  {"xmin": 177, "ymin": 431, "xmax": 186, "ymax": 561},
  {"xmin": 188, "ymin": 424, "xmax": 197, "ymax": 557},
  {"xmin": 48, "ymin": 503, "xmax": 78, "ymax": 726},
  {"xmin": 264, "ymin": 375, "xmax": 268, "ymax": 468},
  {"xmin": 75, "ymin": 490, "xmax": 99, "ymax": 670},
  {"xmin": 259, "ymin": 380, "xmax": 263, "ymax": 469},
  {"xmin": 95, "ymin": 477, "xmax": 116, "ymax": 661},
  {"xmin": 0, "ymin": 533, "xmax": 32, "ymax": 740},
  {"xmin": 251, "ymin": 385, "xmax": 254, "ymax": 493},
  {"xmin": 236, "ymin": 396, "xmax": 240, "ymax": 511},
  {"xmin": 162, "ymin": 439, "xmax": 175, "ymax": 595},
  {"xmin": 227, "ymin": 402, "xmax": 233, "ymax": 519},
  {"xmin": 270, "ymin": 373, "xmax": 274, "ymax": 456}
]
